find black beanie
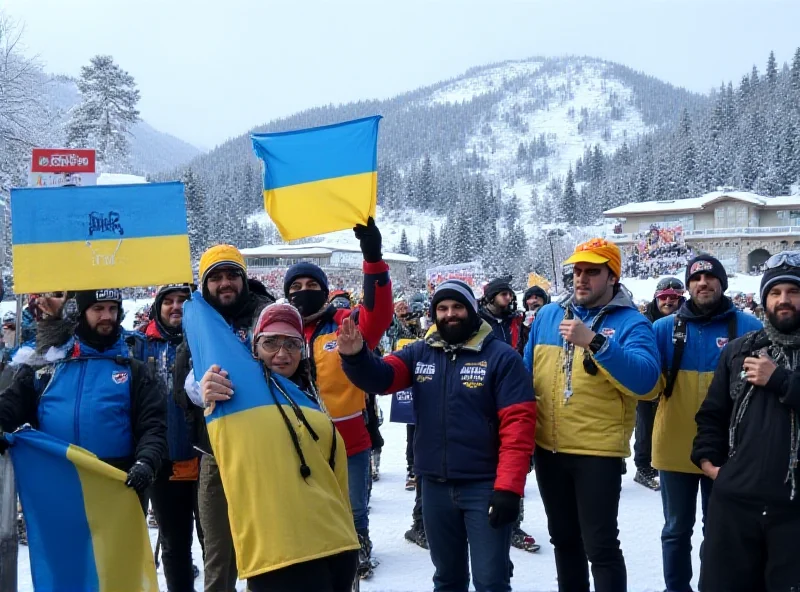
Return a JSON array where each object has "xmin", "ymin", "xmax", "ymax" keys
[
  {"xmin": 760, "ymin": 265, "xmax": 800, "ymax": 305},
  {"xmin": 686, "ymin": 255, "xmax": 728, "ymax": 292},
  {"xmin": 431, "ymin": 280, "xmax": 480, "ymax": 329},
  {"xmin": 75, "ymin": 289, "xmax": 123, "ymax": 315},
  {"xmin": 484, "ymin": 277, "xmax": 513, "ymax": 302},
  {"xmin": 523, "ymin": 285, "xmax": 550, "ymax": 309}
]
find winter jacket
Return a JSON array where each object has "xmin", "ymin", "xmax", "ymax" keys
[
  {"xmin": 692, "ymin": 328, "xmax": 800, "ymax": 505},
  {"xmin": 303, "ymin": 260, "xmax": 393, "ymax": 457},
  {"xmin": 0, "ymin": 322, "xmax": 167, "ymax": 473},
  {"xmin": 479, "ymin": 306, "xmax": 522, "ymax": 350},
  {"xmin": 127, "ymin": 321, "xmax": 194, "ymax": 463},
  {"xmin": 524, "ymin": 288, "xmax": 661, "ymax": 457},
  {"xmin": 652, "ymin": 299, "xmax": 762, "ymax": 473},
  {"xmin": 173, "ymin": 290, "xmax": 274, "ymax": 455},
  {"xmin": 340, "ymin": 321, "xmax": 536, "ymax": 496}
]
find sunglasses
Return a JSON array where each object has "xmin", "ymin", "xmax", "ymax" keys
[
  {"xmin": 657, "ymin": 294, "xmax": 681, "ymax": 303},
  {"xmin": 655, "ymin": 278, "xmax": 684, "ymax": 292},
  {"xmin": 765, "ymin": 251, "xmax": 800, "ymax": 270},
  {"xmin": 258, "ymin": 336, "xmax": 304, "ymax": 354}
]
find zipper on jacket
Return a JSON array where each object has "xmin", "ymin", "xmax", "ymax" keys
[
  {"xmin": 73, "ymin": 361, "xmax": 88, "ymax": 447},
  {"xmin": 442, "ymin": 351, "xmax": 457, "ymax": 478}
]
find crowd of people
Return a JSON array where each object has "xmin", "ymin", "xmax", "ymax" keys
[
  {"xmin": 2, "ymin": 221, "xmax": 800, "ymax": 592},
  {"xmin": 624, "ymin": 225, "xmax": 694, "ymax": 278}
]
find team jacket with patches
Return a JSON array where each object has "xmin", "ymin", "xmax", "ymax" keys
[
  {"xmin": 523, "ymin": 289, "xmax": 661, "ymax": 457},
  {"xmin": 652, "ymin": 300, "xmax": 762, "ymax": 473},
  {"xmin": 340, "ymin": 322, "xmax": 536, "ymax": 496},
  {"xmin": 479, "ymin": 306, "xmax": 523, "ymax": 350},
  {"xmin": 0, "ymin": 334, "xmax": 167, "ymax": 473},
  {"xmin": 127, "ymin": 322, "xmax": 194, "ymax": 463},
  {"xmin": 305, "ymin": 260, "xmax": 393, "ymax": 457}
]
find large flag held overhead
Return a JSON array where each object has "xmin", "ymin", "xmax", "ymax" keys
[
  {"xmin": 11, "ymin": 181, "xmax": 193, "ymax": 293},
  {"xmin": 4, "ymin": 428, "xmax": 158, "ymax": 592},
  {"xmin": 251, "ymin": 115, "xmax": 382, "ymax": 241}
]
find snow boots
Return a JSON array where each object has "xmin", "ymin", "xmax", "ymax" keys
[
  {"xmin": 357, "ymin": 530, "xmax": 376, "ymax": 580},
  {"xmin": 371, "ymin": 450, "xmax": 381, "ymax": 482},
  {"xmin": 404, "ymin": 522, "xmax": 428, "ymax": 550},
  {"xmin": 634, "ymin": 467, "xmax": 660, "ymax": 491},
  {"xmin": 511, "ymin": 526, "xmax": 540, "ymax": 553},
  {"xmin": 405, "ymin": 471, "xmax": 416, "ymax": 491}
]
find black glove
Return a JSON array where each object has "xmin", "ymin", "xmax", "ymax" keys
[
  {"xmin": 354, "ymin": 217, "xmax": 382, "ymax": 263},
  {"xmin": 125, "ymin": 461, "xmax": 155, "ymax": 494},
  {"xmin": 488, "ymin": 489, "xmax": 521, "ymax": 529},
  {"xmin": 0, "ymin": 432, "xmax": 8, "ymax": 456}
]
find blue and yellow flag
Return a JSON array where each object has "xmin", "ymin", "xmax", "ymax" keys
[
  {"xmin": 11, "ymin": 181, "xmax": 192, "ymax": 293},
  {"xmin": 183, "ymin": 293, "xmax": 358, "ymax": 578},
  {"xmin": 5, "ymin": 428, "xmax": 158, "ymax": 591},
  {"xmin": 251, "ymin": 116, "xmax": 382, "ymax": 241}
]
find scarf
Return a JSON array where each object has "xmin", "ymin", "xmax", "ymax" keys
[{"xmin": 729, "ymin": 320, "xmax": 800, "ymax": 500}]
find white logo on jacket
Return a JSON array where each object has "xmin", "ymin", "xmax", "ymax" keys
[
  {"xmin": 415, "ymin": 362, "xmax": 435, "ymax": 383},
  {"xmin": 112, "ymin": 371, "xmax": 129, "ymax": 384}
]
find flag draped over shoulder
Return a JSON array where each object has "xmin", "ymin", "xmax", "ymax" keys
[
  {"xmin": 251, "ymin": 115, "xmax": 382, "ymax": 241},
  {"xmin": 10, "ymin": 181, "xmax": 192, "ymax": 293},
  {"xmin": 182, "ymin": 293, "xmax": 358, "ymax": 578},
  {"xmin": 5, "ymin": 428, "xmax": 158, "ymax": 592}
]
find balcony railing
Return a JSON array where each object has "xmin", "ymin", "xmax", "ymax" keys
[{"xmin": 608, "ymin": 227, "xmax": 800, "ymax": 243}]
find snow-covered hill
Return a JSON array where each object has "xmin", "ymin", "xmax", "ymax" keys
[{"xmin": 40, "ymin": 75, "xmax": 202, "ymax": 175}]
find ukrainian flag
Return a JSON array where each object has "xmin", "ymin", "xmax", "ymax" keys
[
  {"xmin": 251, "ymin": 115, "xmax": 382, "ymax": 241},
  {"xmin": 11, "ymin": 181, "xmax": 192, "ymax": 293},
  {"xmin": 183, "ymin": 293, "xmax": 358, "ymax": 578},
  {"xmin": 5, "ymin": 427, "xmax": 158, "ymax": 592}
]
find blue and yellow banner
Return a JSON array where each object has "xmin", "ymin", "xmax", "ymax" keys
[
  {"xmin": 5, "ymin": 427, "xmax": 158, "ymax": 591},
  {"xmin": 251, "ymin": 116, "xmax": 382, "ymax": 241},
  {"xmin": 183, "ymin": 293, "xmax": 358, "ymax": 578},
  {"xmin": 11, "ymin": 181, "xmax": 192, "ymax": 293}
]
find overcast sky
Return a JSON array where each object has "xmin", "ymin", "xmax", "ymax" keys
[{"xmin": 4, "ymin": 0, "xmax": 799, "ymax": 149}]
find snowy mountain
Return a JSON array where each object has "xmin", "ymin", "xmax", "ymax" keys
[
  {"xmin": 39, "ymin": 74, "xmax": 202, "ymax": 175},
  {"xmin": 164, "ymin": 56, "xmax": 704, "ymax": 260}
]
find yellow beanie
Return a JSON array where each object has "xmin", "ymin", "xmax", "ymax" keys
[{"xmin": 198, "ymin": 244, "xmax": 246, "ymax": 285}]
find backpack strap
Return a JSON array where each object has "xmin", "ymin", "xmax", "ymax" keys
[
  {"xmin": 663, "ymin": 315, "xmax": 687, "ymax": 399},
  {"xmin": 727, "ymin": 312, "xmax": 738, "ymax": 342}
]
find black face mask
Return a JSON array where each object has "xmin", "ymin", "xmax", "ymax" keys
[
  {"xmin": 290, "ymin": 290, "xmax": 328, "ymax": 318},
  {"xmin": 437, "ymin": 316, "xmax": 476, "ymax": 345}
]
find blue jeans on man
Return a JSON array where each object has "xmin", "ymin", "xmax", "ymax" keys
[
  {"xmin": 660, "ymin": 470, "xmax": 713, "ymax": 592},
  {"xmin": 422, "ymin": 477, "xmax": 513, "ymax": 592},
  {"xmin": 348, "ymin": 449, "xmax": 371, "ymax": 534}
]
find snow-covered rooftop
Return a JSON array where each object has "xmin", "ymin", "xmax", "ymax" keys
[
  {"xmin": 239, "ymin": 241, "xmax": 418, "ymax": 264},
  {"xmin": 604, "ymin": 191, "xmax": 800, "ymax": 217}
]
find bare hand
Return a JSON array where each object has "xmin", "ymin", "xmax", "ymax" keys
[
  {"xmin": 201, "ymin": 365, "xmax": 233, "ymax": 405},
  {"xmin": 559, "ymin": 319, "xmax": 596, "ymax": 349},
  {"xmin": 37, "ymin": 293, "xmax": 68, "ymax": 319},
  {"xmin": 742, "ymin": 356, "xmax": 777, "ymax": 387},
  {"xmin": 700, "ymin": 460, "xmax": 720, "ymax": 480},
  {"xmin": 337, "ymin": 317, "xmax": 364, "ymax": 356}
]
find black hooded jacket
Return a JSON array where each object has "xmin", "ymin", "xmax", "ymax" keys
[
  {"xmin": 173, "ymin": 288, "xmax": 274, "ymax": 454},
  {"xmin": 517, "ymin": 286, "xmax": 550, "ymax": 355},
  {"xmin": 692, "ymin": 328, "xmax": 800, "ymax": 506}
]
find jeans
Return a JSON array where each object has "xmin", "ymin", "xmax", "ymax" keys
[
  {"xmin": 633, "ymin": 400, "xmax": 658, "ymax": 470},
  {"xmin": 347, "ymin": 449, "xmax": 370, "ymax": 533},
  {"xmin": 149, "ymin": 462, "xmax": 201, "ymax": 592},
  {"xmin": 659, "ymin": 470, "xmax": 713, "ymax": 592},
  {"xmin": 198, "ymin": 455, "xmax": 237, "ymax": 592},
  {"xmin": 422, "ymin": 477, "xmax": 512, "ymax": 592},
  {"xmin": 535, "ymin": 448, "xmax": 626, "ymax": 592}
]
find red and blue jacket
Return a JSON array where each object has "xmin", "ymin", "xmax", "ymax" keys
[{"xmin": 340, "ymin": 321, "xmax": 536, "ymax": 496}]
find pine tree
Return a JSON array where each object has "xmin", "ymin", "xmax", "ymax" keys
[
  {"xmin": 792, "ymin": 48, "xmax": 800, "ymax": 97},
  {"xmin": 66, "ymin": 55, "xmax": 140, "ymax": 169},
  {"xmin": 561, "ymin": 167, "xmax": 578, "ymax": 224},
  {"xmin": 398, "ymin": 229, "xmax": 410, "ymax": 255},
  {"xmin": 415, "ymin": 236, "xmax": 425, "ymax": 260},
  {"xmin": 182, "ymin": 168, "xmax": 210, "ymax": 262},
  {"xmin": 766, "ymin": 51, "xmax": 778, "ymax": 87},
  {"xmin": 427, "ymin": 224, "xmax": 438, "ymax": 264}
]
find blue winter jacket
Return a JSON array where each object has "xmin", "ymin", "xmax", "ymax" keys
[
  {"xmin": 341, "ymin": 322, "xmax": 537, "ymax": 496},
  {"xmin": 127, "ymin": 321, "xmax": 195, "ymax": 463}
]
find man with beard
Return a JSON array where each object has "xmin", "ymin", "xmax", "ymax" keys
[
  {"xmin": 692, "ymin": 252, "xmax": 800, "ymax": 591},
  {"xmin": 282, "ymin": 217, "xmax": 393, "ymax": 580},
  {"xmin": 338, "ymin": 279, "xmax": 536, "ymax": 592},
  {"xmin": 128, "ymin": 284, "xmax": 201, "ymax": 592},
  {"xmin": 634, "ymin": 277, "xmax": 686, "ymax": 492},
  {"xmin": 479, "ymin": 277, "xmax": 523, "ymax": 349},
  {"xmin": 652, "ymin": 255, "xmax": 761, "ymax": 592},
  {"xmin": 174, "ymin": 245, "xmax": 275, "ymax": 592},
  {"xmin": 517, "ymin": 285, "xmax": 549, "ymax": 355},
  {"xmin": 0, "ymin": 290, "xmax": 167, "ymax": 510},
  {"xmin": 523, "ymin": 238, "xmax": 661, "ymax": 592}
]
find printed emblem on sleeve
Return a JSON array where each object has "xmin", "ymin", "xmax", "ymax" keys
[
  {"xmin": 415, "ymin": 362, "xmax": 435, "ymax": 382},
  {"xmin": 112, "ymin": 371, "xmax": 129, "ymax": 384}
]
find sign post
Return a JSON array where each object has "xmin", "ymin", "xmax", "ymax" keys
[{"xmin": 28, "ymin": 148, "xmax": 97, "ymax": 188}]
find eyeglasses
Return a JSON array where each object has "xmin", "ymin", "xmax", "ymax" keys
[
  {"xmin": 258, "ymin": 336, "xmax": 304, "ymax": 354},
  {"xmin": 656, "ymin": 278, "xmax": 684, "ymax": 292},
  {"xmin": 765, "ymin": 251, "xmax": 800, "ymax": 270}
]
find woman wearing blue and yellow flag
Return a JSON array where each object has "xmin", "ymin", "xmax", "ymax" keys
[{"xmin": 193, "ymin": 301, "xmax": 360, "ymax": 592}]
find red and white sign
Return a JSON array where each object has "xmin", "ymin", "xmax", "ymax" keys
[{"xmin": 30, "ymin": 148, "xmax": 96, "ymax": 174}]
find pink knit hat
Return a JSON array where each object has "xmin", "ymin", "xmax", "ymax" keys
[{"xmin": 252, "ymin": 304, "xmax": 304, "ymax": 354}]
